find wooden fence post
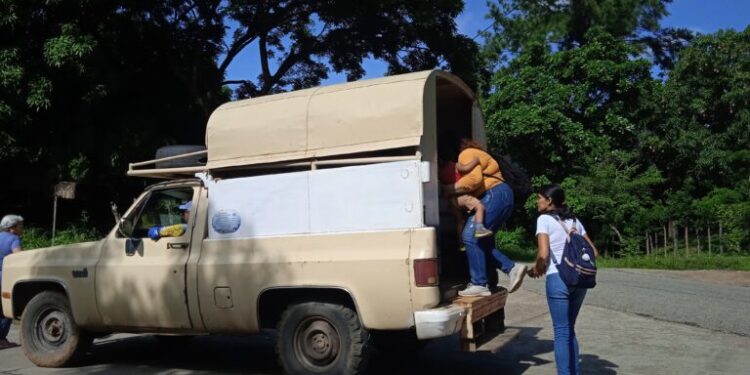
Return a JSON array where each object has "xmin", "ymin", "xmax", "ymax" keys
[{"xmin": 684, "ymin": 226, "xmax": 689, "ymax": 256}]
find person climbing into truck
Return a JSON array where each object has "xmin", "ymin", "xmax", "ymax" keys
[
  {"xmin": 442, "ymin": 137, "xmax": 528, "ymax": 297},
  {"xmin": 147, "ymin": 201, "xmax": 191, "ymax": 240},
  {"xmin": 439, "ymin": 157, "xmax": 493, "ymax": 239}
]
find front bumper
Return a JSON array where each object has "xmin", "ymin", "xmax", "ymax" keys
[{"xmin": 414, "ymin": 304, "xmax": 465, "ymax": 339}]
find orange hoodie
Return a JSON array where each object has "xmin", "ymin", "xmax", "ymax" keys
[{"xmin": 455, "ymin": 148, "xmax": 504, "ymax": 196}]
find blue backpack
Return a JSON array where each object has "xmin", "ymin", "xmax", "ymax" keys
[{"xmin": 548, "ymin": 215, "xmax": 597, "ymax": 289}]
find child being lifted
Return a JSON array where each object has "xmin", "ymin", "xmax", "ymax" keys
[{"xmin": 439, "ymin": 157, "xmax": 493, "ymax": 239}]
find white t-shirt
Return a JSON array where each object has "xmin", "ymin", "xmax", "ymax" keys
[{"xmin": 536, "ymin": 214, "xmax": 587, "ymax": 275}]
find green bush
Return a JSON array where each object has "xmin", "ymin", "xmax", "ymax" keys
[
  {"xmin": 21, "ymin": 225, "xmax": 100, "ymax": 250},
  {"xmin": 496, "ymin": 227, "xmax": 536, "ymax": 262}
]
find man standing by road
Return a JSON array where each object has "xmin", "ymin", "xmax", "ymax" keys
[{"xmin": 0, "ymin": 214, "xmax": 24, "ymax": 349}]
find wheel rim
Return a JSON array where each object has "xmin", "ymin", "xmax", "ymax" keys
[
  {"xmin": 35, "ymin": 308, "xmax": 68, "ymax": 348},
  {"xmin": 293, "ymin": 316, "xmax": 341, "ymax": 370}
]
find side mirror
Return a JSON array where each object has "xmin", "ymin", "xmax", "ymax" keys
[
  {"xmin": 126, "ymin": 237, "xmax": 142, "ymax": 256},
  {"xmin": 117, "ymin": 216, "xmax": 135, "ymax": 238}
]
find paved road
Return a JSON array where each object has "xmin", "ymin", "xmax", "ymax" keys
[
  {"xmin": 520, "ymin": 268, "xmax": 750, "ymax": 336},
  {"xmin": 1, "ymin": 269, "xmax": 749, "ymax": 374}
]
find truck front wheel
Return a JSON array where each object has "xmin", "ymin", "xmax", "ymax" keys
[
  {"xmin": 277, "ymin": 302, "xmax": 370, "ymax": 375},
  {"xmin": 20, "ymin": 291, "xmax": 92, "ymax": 367}
]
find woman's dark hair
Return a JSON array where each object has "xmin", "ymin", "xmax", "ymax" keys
[{"xmin": 539, "ymin": 184, "xmax": 575, "ymax": 220}]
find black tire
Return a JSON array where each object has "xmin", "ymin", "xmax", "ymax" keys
[
  {"xmin": 370, "ymin": 329, "xmax": 428, "ymax": 357},
  {"xmin": 154, "ymin": 145, "xmax": 206, "ymax": 168},
  {"xmin": 277, "ymin": 302, "xmax": 370, "ymax": 375},
  {"xmin": 20, "ymin": 291, "xmax": 92, "ymax": 367}
]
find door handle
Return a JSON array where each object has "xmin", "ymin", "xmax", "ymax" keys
[{"xmin": 167, "ymin": 242, "xmax": 189, "ymax": 250}]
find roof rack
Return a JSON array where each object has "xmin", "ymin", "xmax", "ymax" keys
[{"xmin": 128, "ymin": 150, "xmax": 422, "ymax": 179}]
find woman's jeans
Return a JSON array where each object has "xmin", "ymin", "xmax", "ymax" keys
[
  {"xmin": 546, "ymin": 272, "xmax": 587, "ymax": 375},
  {"xmin": 462, "ymin": 182, "xmax": 515, "ymax": 286}
]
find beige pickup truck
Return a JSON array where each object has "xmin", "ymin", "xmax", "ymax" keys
[{"xmin": 1, "ymin": 70, "xmax": 508, "ymax": 374}]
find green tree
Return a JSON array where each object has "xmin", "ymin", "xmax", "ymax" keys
[
  {"xmin": 479, "ymin": 0, "xmax": 689, "ymax": 254},
  {"xmin": 0, "ymin": 0, "xmax": 227, "ymax": 227},
  {"xmin": 1, "ymin": 0, "xmax": 481, "ymax": 231},
  {"xmin": 482, "ymin": 0, "xmax": 691, "ymax": 75},
  {"xmin": 221, "ymin": 0, "xmax": 480, "ymax": 97},
  {"xmin": 653, "ymin": 28, "xmax": 750, "ymax": 193}
]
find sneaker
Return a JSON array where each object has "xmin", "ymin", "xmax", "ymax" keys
[
  {"xmin": 458, "ymin": 283, "xmax": 491, "ymax": 297},
  {"xmin": 474, "ymin": 223, "xmax": 493, "ymax": 238},
  {"xmin": 507, "ymin": 264, "xmax": 529, "ymax": 293}
]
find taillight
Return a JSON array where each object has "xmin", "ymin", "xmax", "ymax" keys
[{"xmin": 414, "ymin": 258, "xmax": 439, "ymax": 287}]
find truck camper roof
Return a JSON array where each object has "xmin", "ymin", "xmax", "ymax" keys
[{"xmin": 128, "ymin": 70, "xmax": 484, "ymax": 178}]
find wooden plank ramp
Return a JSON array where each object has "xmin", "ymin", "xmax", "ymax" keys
[{"xmin": 454, "ymin": 288, "xmax": 509, "ymax": 352}]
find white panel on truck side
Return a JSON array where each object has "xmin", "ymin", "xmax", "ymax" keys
[
  {"xmin": 207, "ymin": 172, "xmax": 310, "ymax": 238},
  {"xmin": 309, "ymin": 160, "xmax": 423, "ymax": 233},
  {"xmin": 206, "ymin": 160, "xmax": 424, "ymax": 239}
]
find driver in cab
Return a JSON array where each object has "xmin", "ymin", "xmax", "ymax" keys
[{"xmin": 147, "ymin": 201, "xmax": 191, "ymax": 240}]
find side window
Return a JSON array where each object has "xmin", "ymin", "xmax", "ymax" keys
[{"xmin": 129, "ymin": 188, "xmax": 194, "ymax": 238}]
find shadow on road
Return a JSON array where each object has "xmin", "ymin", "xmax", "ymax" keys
[
  {"xmin": 67, "ymin": 326, "xmax": 618, "ymax": 375},
  {"xmin": 580, "ymin": 354, "xmax": 618, "ymax": 374}
]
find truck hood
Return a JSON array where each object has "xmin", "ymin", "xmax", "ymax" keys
[{"xmin": 2, "ymin": 241, "xmax": 102, "ymax": 271}]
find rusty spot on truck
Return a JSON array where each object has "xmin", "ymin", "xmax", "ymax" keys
[{"xmin": 1, "ymin": 292, "xmax": 10, "ymax": 299}]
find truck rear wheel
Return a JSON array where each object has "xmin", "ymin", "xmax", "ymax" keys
[
  {"xmin": 277, "ymin": 302, "xmax": 370, "ymax": 375},
  {"xmin": 20, "ymin": 291, "xmax": 92, "ymax": 367}
]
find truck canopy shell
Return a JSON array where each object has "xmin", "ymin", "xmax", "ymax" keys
[
  {"xmin": 127, "ymin": 70, "xmax": 485, "ymax": 179},
  {"xmin": 204, "ymin": 70, "xmax": 484, "ymax": 170}
]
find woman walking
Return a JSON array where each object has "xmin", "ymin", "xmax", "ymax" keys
[{"xmin": 529, "ymin": 185, "xmax": 598, "ymax": 375}]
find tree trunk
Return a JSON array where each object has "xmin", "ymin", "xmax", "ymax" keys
[
  {"xmin": 708, "ymin": 226, "xmax": 712, "ymax": 256},
  {"xmin": 663, "ymin": 225, "xmax": 668, "ymax": 256},
  {"xmin": 649, "ymin": 233, "xmax": 654, "ymax": 255},
  {"xmin": 645, "ymin": 233, "xmax": 650, "ymax": 255},
  {"xmin": 671, "ymin": 222, "xmax": 678, "ymax": 256},
  {"xmin": 719, "ymin": 223, "xmax": 723, "ymax": 254},
  {"xmin": 684, "ymin": 226, "xmax": 689, "ymax": 256},
  {"xmin": 609, "ymin": 224, "xmax": 624, "ymax": 255},
  {"xmin": 696, "ymin": 227, "xmax": 701, "ymax": 254}
]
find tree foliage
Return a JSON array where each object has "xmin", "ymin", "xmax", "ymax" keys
[
  {"xmin": 481, "ymin": 1, "xmax": 750, "ymax": 254},
  {"xmin": 221, "ymin": 0, "xmax": 479, "ymax": 97},
  {"xmin": 0, "ymin": 0, "xmax": 480, "ymax": 230}
]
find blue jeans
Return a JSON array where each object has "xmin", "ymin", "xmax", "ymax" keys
[
  {"xmin": 546, "ymin": 272, "xmax": 587, "ymax": 375},
  {"xmin": 0, "ymin": 272, "xmax": 10, "ymax": 341},
  {"xmin": 463, "ymin": 182, "xmax": 515, "ymax": 286},
  {"xmin": 0, "ymin": 317, "xmax": 10, "ymax": 341}
]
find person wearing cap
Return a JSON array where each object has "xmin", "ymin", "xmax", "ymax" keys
[
  {"xmin": 0, "ymin": 214, "xmax": 24, "ymax": 349},
  {"xmin": 147, "ymin": 201, "xmax": 191, "ymax": 240}
]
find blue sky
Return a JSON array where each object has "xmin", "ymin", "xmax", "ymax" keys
[{"xmin": 223, "ymin": 0, "xmax": 750, "ymax": 88}]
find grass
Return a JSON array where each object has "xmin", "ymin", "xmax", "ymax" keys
[
  {"xmin": 598, "ymin": 254, "xmax": 750, "ymax": 271},
  {"xmin": 503, "ymin": 246, "xmax": 750, "ymax": 271}
]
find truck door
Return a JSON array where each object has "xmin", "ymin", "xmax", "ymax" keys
[{"xmin": 95, "ymin": 184, "xmax": 200, "ymax": 329}]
